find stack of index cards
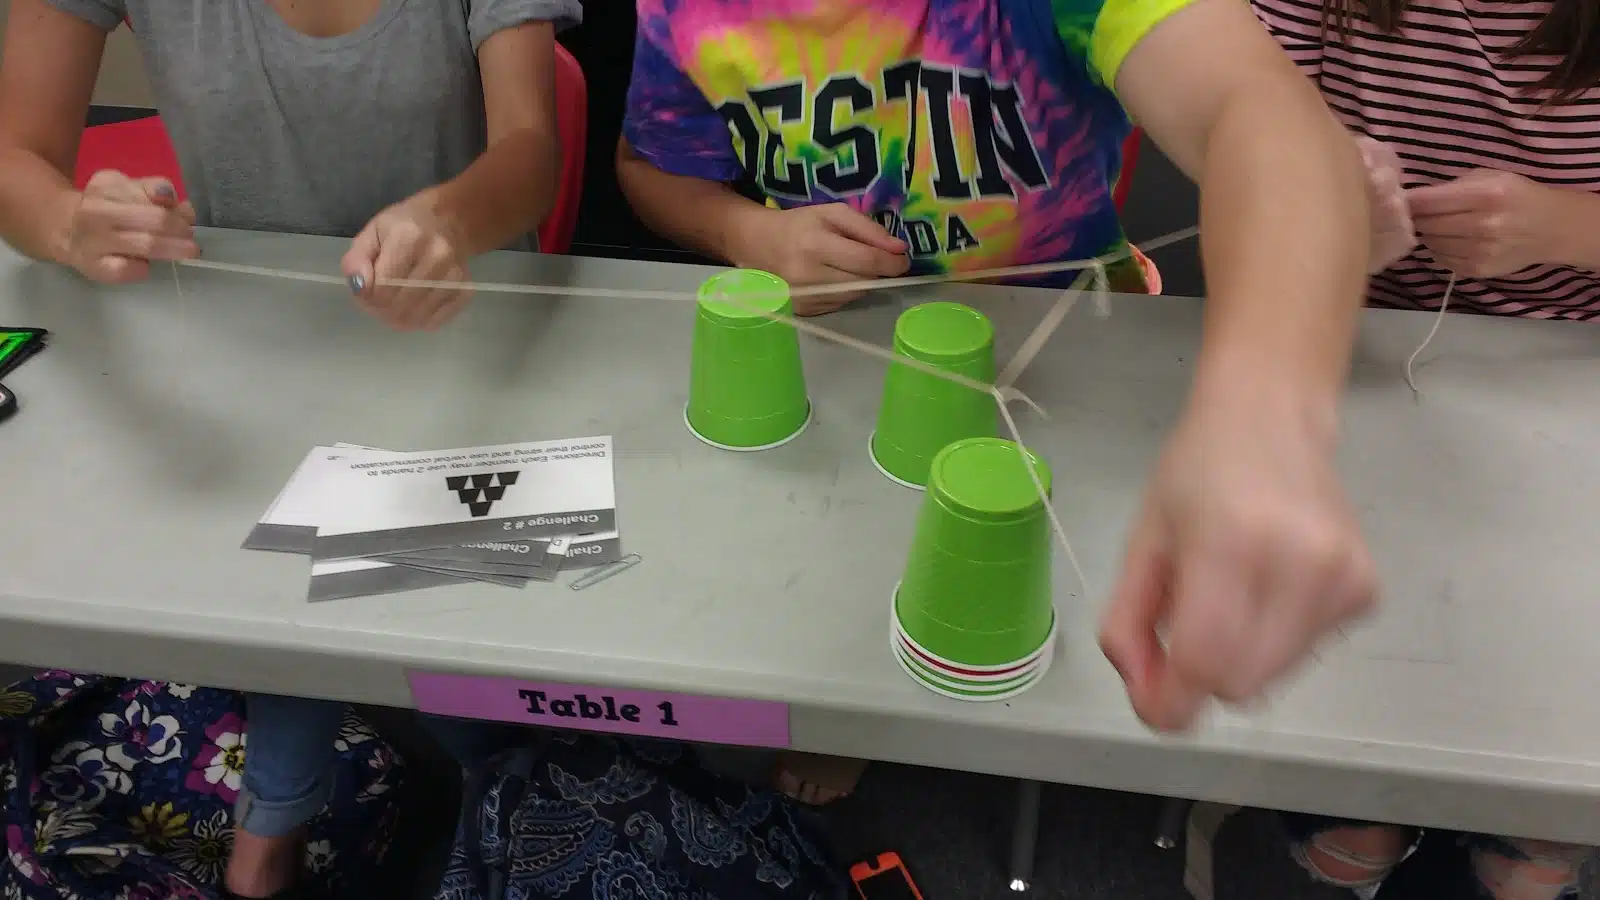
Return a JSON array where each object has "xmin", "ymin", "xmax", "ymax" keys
[{"xmin": 245, "ymin": 438, "xmax": 623, "ymax": 601}]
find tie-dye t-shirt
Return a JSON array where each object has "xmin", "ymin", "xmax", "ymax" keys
[{"xmin": 624, "ymin": 0, "xmax": 1192, "ymax": 290}]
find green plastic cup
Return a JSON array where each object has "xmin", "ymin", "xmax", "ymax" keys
[
  {"xmin": 684, "ymin": 270, "xmax": 812, "ymax": 450},
  {"xmin": 894, "ymin": 437, "xmax": 1055, "ymax": 666},
  {"xmin": 870, "ymin": 302, "xmax": 998, "ymax": 488}
]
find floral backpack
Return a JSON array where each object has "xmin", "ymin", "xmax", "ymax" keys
[
  {"xmin": 0, "ymin": 671, "xmax": 405, "ymax": 900},
  {"xmin": 434, "ymin": 733, "xmax": 850, "ymax": 900}
]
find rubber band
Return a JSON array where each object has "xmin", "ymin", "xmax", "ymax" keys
[
  {"xmin": 175, "ymin": 225, "xmax": 1199, "ymax": 302},
  {"xmin": 997, "ymin": 265, "xmax": 1100, "ymax": 389},
  {"xmin": 173, "ymin": 229, "xmax": 1207, "ymax": 600}
]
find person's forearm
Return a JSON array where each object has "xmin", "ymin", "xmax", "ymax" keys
[
  {"xmin": 0, "ymin": 145, "xmax": 79, "ymax": 265},
  {"xmin": 1546, "ymin": 188, "xmax": 1600, "ymax": 270},
  {"xmin": 429, "ymin": 127, "xmax": 558, "ymax": 257},
  {"xmin": 616, "ymin": 141, "xmax": 766, "ymax": 265},
  {"xmin": 1190, "ymin": 79, "xmax": 1370, "ymax": 439}
]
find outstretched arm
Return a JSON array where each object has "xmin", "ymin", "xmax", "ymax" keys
[
  {"xmin": 1121, "ymin": 0, "xmax": 1369, "ymax": 425},
  {"xmin": 1098, "ymin": 0, "xmax": 1376, "ymax": 731}
]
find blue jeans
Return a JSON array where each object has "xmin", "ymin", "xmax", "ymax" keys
[{"xmin": 236, "ymin": 693, "xmax": 520, "ymax": 837}]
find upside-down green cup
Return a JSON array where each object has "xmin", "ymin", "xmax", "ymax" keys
[
  {"xmin": 894, "ymin": 437, "xmax": 1055, "ymax": 667},
  {"xmin": 685, "ymin": 270, "xmax": 812, "ymax": 450},
  {"xmin": 870, "ymin": 302, "xmax": 998, "ymax": 488}
]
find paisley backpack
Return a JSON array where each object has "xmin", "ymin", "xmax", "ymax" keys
[{"xmin": 0, "ymin": 672, "xmax": 405, "ymax": 900}]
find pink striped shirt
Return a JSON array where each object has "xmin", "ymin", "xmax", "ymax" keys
[{"xmin": 1252, "ymin": 0, "xmax": 1600, "ymax": 319}]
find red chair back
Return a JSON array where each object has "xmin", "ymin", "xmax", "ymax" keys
[
  {"xmin": 1112, "ymin": 128, "xmax": 1163, "ymax": 293},
  {"xmin": 73, "ymin": 16, "xmax": 187, "ymax": 198},
  {"xmin": 1112, "ymin": 128, "xmax": 1142, "ymax": 212},
  {"xmin": 73, "ymin": 41, "xmax": 589, "ymax": 254},
  {"xmin": 73, "ymin": 116, "xmax": 186, "ymax": 200},
  {"xmin": 539, "ymin": 41, "xmax": 587, "ymax": 254}
]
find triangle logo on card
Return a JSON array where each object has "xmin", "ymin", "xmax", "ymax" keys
[{"xmin": 445, "ymin": 471, "xmax": 521, "ymax": 518}]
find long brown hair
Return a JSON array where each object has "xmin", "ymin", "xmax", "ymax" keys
[{"xmin": 1324, "ymin": 0, "xmax": 1600, "ymax": 101}]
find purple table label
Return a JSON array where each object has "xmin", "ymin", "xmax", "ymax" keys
[{"xmin": 406, "ymin": 670, "xmax": 790, "ymax": 748}]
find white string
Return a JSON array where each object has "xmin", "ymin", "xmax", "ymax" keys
[
  {"xmin": 998, "ymin": 396, "xmax": 1090, "ymax": 596},
  {"xmin": 170, "ymin": 261, "xmax": 188, "ymax": 357},
  {"xmin": 998, "ymin": 266, "xmax": 1100, "ymax": 389},
  {"xmin": 1404, "ymin": 272, "xmax": 1455, "ymax": 397},
  {"xmin": 175, "ymin": 226, "xmax": 1199, "ymax": 302},
  {"xmin": 990, "ymin": 265, "xmax": 1107, "ymax": 597},
  {"xmin": 174, "ymin": 228, "xmax": 1199, "ymax": 598}
]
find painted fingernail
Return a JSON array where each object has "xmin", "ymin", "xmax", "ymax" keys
[
  {"xmin": 154, "ymin": 184, "xmax": 176, "ymax": 201},
  {"xmin": 348, "ymin": 274, "xmax": 365, "ymax": 294}
]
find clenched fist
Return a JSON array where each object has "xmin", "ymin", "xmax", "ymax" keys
[{"xmin": 61, "ymin": 170, "xmax": 198, "ymax": 283}]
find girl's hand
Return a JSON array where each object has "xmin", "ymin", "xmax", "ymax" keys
[
  {"xmin": 1356, "ymin": 137, "xmax": 1416, "ymax": 274},
  {"xmin": 341, "ymin": 191, "xmax": 473, "ymax": 331},
  {"xmin": 728, "ymin": 203, "xmax": 910, "ymax": 317},
  {"xmin": 62, "ymin": 170, "xmax": 198, "ymax": 283},
  {"xmin": 1101, "ymin": 384, "xmax": 1376, "ymax": 732},
  {"xmin": 1408, "ymin": 170, "xmax": 1559, "ymax": 278}
]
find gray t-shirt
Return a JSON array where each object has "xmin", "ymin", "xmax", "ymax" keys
[{"xmin": 52, "ymin": 0, "xmax": 581, "ymax": 244}]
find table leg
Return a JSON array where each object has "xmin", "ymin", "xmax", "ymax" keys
[
  {"xmin": 1008, "ymin": 779, "xmax": 1043, "ymax": 892},
  {"xmin": 1156, "ymin": 797, "xmax": 1195, "ymax": 849},
  {"xmin": 1182, "ymin": 802, "xmax": 1240, "ymax": 900}
]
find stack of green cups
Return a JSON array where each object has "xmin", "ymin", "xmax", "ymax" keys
[
  {"xmin": 870, "ymin": 302, "xmax": 998, "ymax": 489},
  {"xmin": 891, "ymin": 437, "xmax": 1057, "ymax": 701},
  {"xmin": 684, "ymin": 270, "xmax": 813, "ymax": 451}
]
